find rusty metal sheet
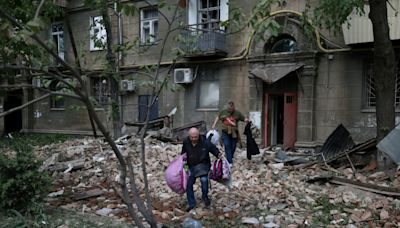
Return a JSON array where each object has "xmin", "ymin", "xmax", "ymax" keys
[{"xmin": 377, "ymin": 124, "xmax": 400, "ymax": 165}]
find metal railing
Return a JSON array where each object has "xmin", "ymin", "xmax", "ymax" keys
[{"xmin": 178, "ymin": 26, "xmax": 227, "ymax": 55}]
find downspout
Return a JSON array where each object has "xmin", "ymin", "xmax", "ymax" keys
[{"xmin": 114, "ymin": 2, "xmax": 125, "ymax": 133}]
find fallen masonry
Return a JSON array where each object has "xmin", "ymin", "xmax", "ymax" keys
[{"xmin": 34, "ymin": 134, "xmax": 400, "ymax": 227}]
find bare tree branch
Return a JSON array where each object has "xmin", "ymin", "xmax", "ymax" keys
[
  {"xmin": 126, "ymin": 156, "xmax": 155, "ymax": 224},
  {"xmin": 34, "ymin": 0, "xmax": 46, "ymax": 19},
  {"xmin": 141, "ymin": 0, "xmax": 171, "ymax": 26},
  {"xmin": 138, "ymin": 0, "xmax": 181, "ymax": 216},
  {"xmin": 0, "ymin": 8, "xmax": 83, "ymax": 85},
  {"xmin": 0, "ymin": 91, "xmax": 79, "ymax": 119}
]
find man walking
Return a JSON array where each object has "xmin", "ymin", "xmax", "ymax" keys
[
  {"xmin": 181, "ymin": 127, "xmax": 223, "ymax": 211},
  {"xmin": 212, "ymin": 101, "xmax": 248, "ymax": 166}
]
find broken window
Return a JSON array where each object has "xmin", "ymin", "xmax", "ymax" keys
[
  {"xmin": 49, "ymin": 80, "xmax": 65, "ymax": 110},
  {"xmin": 197, "ymin": 69, "xmax": 219, "ymax": 109},
  {"xmin": 92, "ymin": 78, "xmax": 108, "ymax": 107},
  {"xmin": 198, "ymin": 0, "xmax": 220, "ymax": 31},
  {"xmin": 51, "ymin": 22, "xmax": 64, "ymax": 60},
  {"xmin": 140, "ymin": 7, "xmax": 158, "ymax": 44},
  {"xmin": 364, "ymin": 62, "xmax": 400, "ymax": 109},
  {"xmin": 270, "ymin": 36, "xmax": 298, "ymax": 53},
  {"xmin": 90, "ymin": 16, "xmax": 107, "ymax": 51}
]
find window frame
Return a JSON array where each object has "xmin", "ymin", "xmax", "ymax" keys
[
  {"xmin": 49, "ymin": 80, "xmax": 66, "ymax": 110},
  {"xmin": 51, "ymin": 22, "xmax": 64, "ymax": 60},
  {"xmin": 196, "ymin": 69, "xmax": 220, "ymax": 110},
  {"xmin": 198, "ymin": 0, "xmax": 221, "ymax": 31},
  {"xmin": 140, "ymin": 7, "xmax": 159, "ymax": 45},
  {"xmin": 89, "ymin": 16, "xmax": 107, "ymax": 51},
  {"xmin": 363, "ymin": 59, "xmax": 400, "ymax": 111},
  {"xmin": 92, "ymin": 77, "xmax": 109, "ymax": 108},
  {"xmin": 188, "ymin": 0, "xmax": 228, "ymax": 32}
]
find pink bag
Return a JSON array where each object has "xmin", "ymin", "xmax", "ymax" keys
[
  {"xmin": 165, "ymin": 154, "xmax": 188, "ymax": 194},
  {"xmin": 210, "ymin": 158, "xmax": 231, "ymax": 182},
  {"xmin": 221, "ymin": 158, "xmax": 231, "ymax": 180}
]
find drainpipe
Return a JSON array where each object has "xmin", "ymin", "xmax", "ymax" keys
[{"xmin": 114, "ymin": 2, "xmax": 125, "ymax": 133}]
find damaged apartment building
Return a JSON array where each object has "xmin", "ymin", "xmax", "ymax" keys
[{"xmin": 1, "ymin": 0, "xmax": 400, "ymax": 148}]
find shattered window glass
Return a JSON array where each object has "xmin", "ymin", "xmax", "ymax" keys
[
  {"xmin": 198, "ymin": 0, "xmax": 220, "ymax": 31},
  {"xmin": 271, "ymin": 38, "xmax": 298, "ymax": 53}
]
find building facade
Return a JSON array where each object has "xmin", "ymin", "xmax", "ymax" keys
[{"xmin": 1, "ymin": 0, "xmax": 400, "ymax": 148}]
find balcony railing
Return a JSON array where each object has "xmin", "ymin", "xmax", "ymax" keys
[{"xmin": 178, "ymin": 27, "xmax": 227, "ymax": 58}]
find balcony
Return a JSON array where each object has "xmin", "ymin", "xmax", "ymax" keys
[{"xmin": 178, "ymin": 27, "xmax": 227, "ymax": 59}]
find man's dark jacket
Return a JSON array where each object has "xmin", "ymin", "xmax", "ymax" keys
[
  {"xmin": 181, "ymin": 135, "xmax": 220, "ymax": 177},
  {"xmin": 244, "ymin": 122, "xmax": 260, "ymax": 160}
]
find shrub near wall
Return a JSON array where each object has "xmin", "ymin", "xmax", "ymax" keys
[{"xmin": 0, "ymin": 143, "xmax": 50, "ymax": 212}]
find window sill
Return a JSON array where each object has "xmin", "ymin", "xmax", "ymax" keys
[
  {"xmin": 90, "ymin": 48, "xmax": 105, "ymax": 52},
  {"xmin": 139, "ymin": 42, "xmax": 159, "ymax": 46},
  {"xmin": 196, "ymin": 108, "xmax": 219, "ymax": 112},
  {"xmin": 362, "ymin": 108, "xmax": 400, "ymax": 113},
  {"xmin": 361, "ymin": 108, "xmax": 376, "ymax": 113},
  {"xmin": 50, "ymin": 108, "xmax": 65, "ymax": 111}
]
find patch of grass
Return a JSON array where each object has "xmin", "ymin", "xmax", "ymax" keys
[
  {"xmin": 0, "ymin": 133, "xmax": 72, "ymax": 151},
  {"xmin": 311, "ymin": 195, "xmax": 350, "ymax": 226},
  {"xmin": 0, "ymin": 206, "xmax": 129, "ymax": 228}
]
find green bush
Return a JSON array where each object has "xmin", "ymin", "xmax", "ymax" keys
[{"xmin": 0, "ymin": 148, "xmax": 51, "ymax": 212}]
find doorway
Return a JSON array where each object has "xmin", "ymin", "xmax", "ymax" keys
[
  {"xmin": 268, "ymin": 94, "xmax": 284, "ymax": 145},
  {"xmin": 264, "ymin": 92, "xmax": 297, "ymax": 148},
  {"xmin": 4, "ymin": 90, "xmax": 23, "ymax": 134}
]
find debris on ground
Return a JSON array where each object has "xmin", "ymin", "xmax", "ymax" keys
[{"xmin": 32, "ymin": 133, "xmax": 400, "ymax": 227}]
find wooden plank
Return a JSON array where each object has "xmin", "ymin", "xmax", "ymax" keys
[
  {"xmin": 330, "ymin": 176, "xmax": 400, "ymax": 196},
  {"xmin": 309, "ymin": 175, "xmax": 400, "ymax": 197},
  {"xmin": 73, "ymin": 188, "xmax": 104, "ymax": 200}
]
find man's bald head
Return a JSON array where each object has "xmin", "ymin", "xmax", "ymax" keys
[{"xmin": 188, "ymin": 127, "xmax": 200, "ymax": 145}]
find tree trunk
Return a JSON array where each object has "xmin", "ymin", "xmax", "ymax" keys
[
  {"xmin": 101, "ymin": 2, "xmax": 122, "ymax": 139},
  {"xmin": 368, "ymin": 0, "xmax": 396, "ymax": 168}
]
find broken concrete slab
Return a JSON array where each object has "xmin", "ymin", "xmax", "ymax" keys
[
  {"xmin": 74, "ymin": 188, "xmax": 104, "ymax": 201},
  {"xmin": 48, "ymin": 159, "xmax": 85, "ymax": 172}
]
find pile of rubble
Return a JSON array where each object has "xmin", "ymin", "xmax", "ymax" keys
[{"xmin": 34, "ymin": 134, "xmax": 400, "ymax": 227}]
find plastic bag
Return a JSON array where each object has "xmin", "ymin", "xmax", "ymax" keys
[
  {"xmin": 165, "ymin": 154, "xmax": 188, "ymax": 194},
  {"xmin": 206, "ymin": 129, "xmax": 220, "ymax": 146}
]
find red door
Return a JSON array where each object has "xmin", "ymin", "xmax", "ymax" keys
[
  {"xmin": 283, "ymin": 92, "xmax": 297, "ymax": 148},
  {"xmin": 263, "ymin": 93, "xmax": 269, "ymax": 147}
]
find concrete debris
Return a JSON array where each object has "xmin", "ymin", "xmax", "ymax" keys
[
  {"xmin": 31, "ymin": 134, "xmax": 400, "ymax": 227},
  {"xmin": 241, "ymin": 217, "xmax": 259, "ymax": 225},
  {"xmin": 48, "ymin": 188, "xmax": 64, "ymax": 197}
]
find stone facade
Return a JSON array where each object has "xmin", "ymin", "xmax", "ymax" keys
[{"xmin": 1, "ymin": 0, "xmax": 398, "ymax": 147}]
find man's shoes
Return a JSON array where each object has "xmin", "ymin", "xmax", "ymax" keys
[
  {"xmin": 203, "ymin": 197, "xmax": 211, "ymax": 207},
  {"xmin": 186, "ymin": 205, "xmax": 195, "ymax": 212}
]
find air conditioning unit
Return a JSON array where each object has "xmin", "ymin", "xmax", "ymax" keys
[
  {"xmin": 120, "ymin": 80, "xmax": 136, "ymax": 92},
  {"xmin": 32, "ymin": 78, "xmax": 42, "ymax": 87},
  {"xmin": 174, "ymin": 68, "xmax": 193, "ymax": 84}
]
